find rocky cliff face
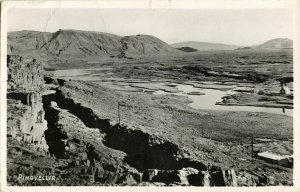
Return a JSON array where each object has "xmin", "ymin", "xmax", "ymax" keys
[
  {"xmin": 7, "ymin": 55, "xmax": 48, "ymax": 152},
  {"xmin": 7, "ymin": 55, "xmax": 44, "ymax": 92}
]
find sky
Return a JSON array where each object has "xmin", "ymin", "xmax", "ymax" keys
[{"xmin": 7, "ymin": 8, "xmax": 293, "ymax": 46}]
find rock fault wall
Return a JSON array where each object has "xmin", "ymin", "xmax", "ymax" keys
[
  {"xmin": 7, "ymin": 55, "xmax": 48, "ymax": 152},
  {"xmin": 41, "ymin": 85, "xmax": 271, "ymax": 186},
  {"xmin": 6, "ymin": 55, "xmax": 278, "ymax": 186}
]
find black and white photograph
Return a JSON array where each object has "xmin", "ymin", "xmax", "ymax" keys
[{"xmin": 1, "ymin": 0, "xmax": 299, "ymax": 190}]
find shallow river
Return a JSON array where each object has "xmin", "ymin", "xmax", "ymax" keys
[{"xmin": 156, "ymin": 84, "xmax": 293, "ymax": 116}]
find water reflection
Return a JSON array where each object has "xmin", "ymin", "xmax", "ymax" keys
[{"xmin": 155, "ymin": 84, "xmax": 293, "ymax": 117}]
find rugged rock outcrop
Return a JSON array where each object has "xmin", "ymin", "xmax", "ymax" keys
[
  {"xmin": 7, "ymin": 55, "xmax": 48, "ymax": 152},
  {"xmin": 237, "ymin": 172, "xmax": 258, "ymax": 186},
  {"xmin": 209, "ymin": 167, "xmax": 238, "ymax": 186},
  {"xmin": 41, "ymin": 99, "xmax": 142, "ymax": 185},
  {"xmin": 140, "ymin": 167, "xmax": 240, "ymax": 186},
  {"xmin": 7, "ymin": 55, "xmax": 44, "ymax": 91}
]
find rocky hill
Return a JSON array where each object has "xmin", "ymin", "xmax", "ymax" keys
[
  {"xmin": 8, "ymin": 29, "xmax": 179, "ymax": 59},
  {"xmin": 254, "ymin": 38, "xmax": 293, "ymax": 49},
  {"xmin": 236, "ymin": 47, "xmax": 254, "ymax": 50},
  {"xmin": 176, "ymin": 46, "xmax": 198, "ymax": 52},
  {"xmin": 172, "ymin": 41, "xmax": 240, "ymax": 51}
]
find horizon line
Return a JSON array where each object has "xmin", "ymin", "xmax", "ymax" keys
[{"xmin": 7, "ymin": 28, "xmax": 293, "ymax": 47}]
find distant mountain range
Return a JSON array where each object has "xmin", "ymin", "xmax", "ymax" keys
[
  {"xmin": 172, "ymin": 41, "xmax": 240, "ymax": 51},
  {"xmin": 8, "ymin": 29, "xmax": 293, "ymax": 58},
  {"xmin": 254, "ymin": 38, "xmax": 293, "ymax": 49},
  {"xmin": 172, "ymin": 38, "xmax": 293, "ymax": 52},
  {"xmin": 7, "ymin": 29, "xmax": 179, "ymax": 59}
]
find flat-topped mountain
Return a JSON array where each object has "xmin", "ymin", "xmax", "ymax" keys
[
  {"xmin": 8, "ymin": 29, "xmax": 179, "ymax": 58},
  {"xmin": 172, "ymin": 41, "xmax": 240, "ymax": 51},
  {"xmin": 176, "ymin": 46, "xmax": 198, "ymax": 52},
  {"xmin": 254, "ymin": 38, "xmax": 293, "ymax": 49}
]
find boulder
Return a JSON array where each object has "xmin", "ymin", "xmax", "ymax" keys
[
  {"xmin": 199, "ymin": 171, "xmax": 211, "ymax": 186},
  {"xmin": 177, "ymin": 167, "xmax": 199, "ymax": 185},
  {"xmin": 142, "ymin": 169, "xmax": 159, "ymax": 182},
  {"xmin": 237, "ymin": 172, "xmax": 257, "ymax": 186}
]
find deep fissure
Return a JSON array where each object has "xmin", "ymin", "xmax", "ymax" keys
[
  {"xmin": 42, "ymin": 87, "xmax": 207, "ymax": 172},
  {"xmin": 42, "ymin": 93, "xmax": 68, "ymax": 158}
]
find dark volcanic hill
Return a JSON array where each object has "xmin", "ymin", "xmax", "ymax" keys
[
  {"xmin": 254, "ymin": 38, "xmax": 293, "ymax": 49},
  {"xmin": 236, "ymin": 47, "xmax": 253, "ymax": 50},
  {"xmin": 8, "ymin": 29, "xmax": 179, "ymax": 59},
  {"xmin": 172, "ymin": 41, "xmax": 240, "ymax": 51},
  {"xmin": 176, "ymin": 46, "xmax": 198, "ymax": 52}
]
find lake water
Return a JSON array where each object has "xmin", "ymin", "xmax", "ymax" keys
[
  {"xmin": 52, "ymin": 69, "xmax": 91, "ymax": 77},
  {"xmin": 51, "ymin": 68, "xmax": 293, "ymax": 117},
  {"xmin": 155, "ymin": 84, "xmax": 293, "ymax": 116}
]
